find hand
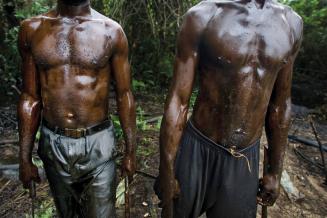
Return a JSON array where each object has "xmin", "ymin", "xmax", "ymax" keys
[
  {"xmin": 19, "ymin": 161, "xmax": 41, "ymax": 189},
  {"xmin": 257, "ymin": 174, "xmax": 280, "ymax": 206},
  {"xmin": 154, "ymin": 169, "xmax": 180, "ymax": 209},
  {"xmin": 122, "ymin": 152, "xmax": 136, "ymax": 178}
]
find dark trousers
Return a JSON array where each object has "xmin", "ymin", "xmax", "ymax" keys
[
  {"xmin": 38, "ymin": 125, "xmax": 117, "ymax": 218},
  {"xmin": 172, "ymin": 121, "xmax": 260, "ymax": 218}
]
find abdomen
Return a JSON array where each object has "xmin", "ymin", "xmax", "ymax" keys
[
  {"xmin": 192, "ymin": 67, "xmax": 276, "ymax": 148},
  {"xmin": 40, "ymin": 65, "xmax": 110, "ymax": 128}
]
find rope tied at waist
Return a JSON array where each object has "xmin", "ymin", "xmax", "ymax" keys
[{"xmin": 228, "ymin": 146, "xmax": 252, "ymax": 173}]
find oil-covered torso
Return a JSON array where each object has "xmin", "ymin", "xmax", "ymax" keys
[
  {"xmin": 193, "ymin": 2, "xmax": 295, "ymax": 147},
  {"xmin": 29, "ymin": 13, "xmax": 118, "ymax": 128}
]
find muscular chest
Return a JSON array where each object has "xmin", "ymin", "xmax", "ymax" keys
[
  {"xmin": 201, "ymin": 10, "xmax": 293, "ymax": 71},
  {"xmin": 31, "ymin": 19, "xmax": 113, "ymax": 69}
]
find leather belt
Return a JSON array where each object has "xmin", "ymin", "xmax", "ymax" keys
[{"xmin": 43, "ymin": 119, "xmax": 112, "ymax": 139}]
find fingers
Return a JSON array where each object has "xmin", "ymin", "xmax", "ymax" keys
[
  {"xmin": 31, "ymin": 167, "xmax": 41, "ymax": 183},
  {"xmin": 257, "ymin": 190, "xmax": 276, "ymax": 206},
  {"xmin": 20, "ymin": 165, "xmax": 41, "ymax": 189},
  {"xmin": 161, "ymin": 202, "xmax": 174, "ymax": 218},
  {"xmin": 174, "ymin": 179, "xmax": 181, "ymax": 197},
  {"xmin": 23, "ymin": 181, "xmax": 31, "ymax": 189},
  {"xmin": 32, "ymin": 173, "xmax": 41, "ymax": 183}
]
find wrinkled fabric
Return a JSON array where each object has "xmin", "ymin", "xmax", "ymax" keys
[
  {"xmin": 38, "ymin": 124, "xmax": 117, "ymax": 218},
  {"xmin": 172, "ymin": 120, "xmax": 260, "ymax": 218}
]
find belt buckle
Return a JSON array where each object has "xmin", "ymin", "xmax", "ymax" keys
[
  {"xmin": 76, "ymin": 128, "xmax": 87, "ymax": 138},
  {"xmin": 64, "ymin": 128, "xmax": 87, "ymax": 138}
]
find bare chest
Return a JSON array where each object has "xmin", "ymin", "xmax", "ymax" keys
[
  {"xmin": 31, "ymin": 19, "xmax": 114, "ymax": 69},
  {"xmin": 201, "ymin": 10, "xmax": 293, "ymax": 72}
]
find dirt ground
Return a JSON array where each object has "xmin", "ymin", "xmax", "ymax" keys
[{"xmin": 0, "ymin": 94, "xmax": 326, "ymax": 218}]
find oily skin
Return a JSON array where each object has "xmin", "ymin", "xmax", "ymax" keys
[
  {"xmin": 17, "ymin": 0, "xmax": 136, "ymax": 189},
  {"xmin": 158, "ymin": 0, "xmax": 303, "ymax": 216}
]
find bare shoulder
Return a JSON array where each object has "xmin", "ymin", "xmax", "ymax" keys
[
  {"xmin": 273, "ymin": 2, "xmax": 303, "ymax": 43},
  {"xmin": 91, "ymin": 9, "xmax": 122, "ymax": 30},
  {"xmin": 91, "ymin": 9, "xmax": 126, "ymax": 40},
  {"xmin": 184, "ymin": 1, "xmax": 220, "ymax": 25},
  {"xmin": 91, "ymin": 9, "xmax": 127, "ymax": 53},
  {"xmin": 19, "ymin": 17, "xmax": 41, "ymax": 49},
  {"xmin": 19, "ymin": 9, "xmax": 57, "ymax": 43}
]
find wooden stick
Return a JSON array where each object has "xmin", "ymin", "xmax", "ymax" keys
[
  {"xmin": 288, "ymin": 135, "xmax": 327, "ymax": 152},
  {"xmin": 125, "ymin": 176, "xmax": 130, "ymax": 218},
  {"xmin": 0, "ymin": 139, "xmax": 18, "ymax": 146},
  {"xmin": 262, "ymin": 145, "xmax": 268, "ymax": 218},
  {"xmin": 11, "ymin": 85, "xmax": 21, "ymax": 95},
  {"xmin": 309, "ymin": 116, "xmax": 327, "ymax": 184},
  {"xmin": 0, "ymin": 180, "xmax": 11, "ymax": 194}
]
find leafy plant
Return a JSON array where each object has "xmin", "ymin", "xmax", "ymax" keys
[
  {"xmin": 111, "ymin": 115, "xmax": 123, "ymax": 140},
  {"xmin": 281, "ymin": 0, "xmax": 327, "ymax": 77},
  {"xmin": 136, "ymin": 106, "xmax": 151, "ymax": 131},
  {"xmin": 0, "ymin": 0, "xmax": 54, "ymax": 94}
]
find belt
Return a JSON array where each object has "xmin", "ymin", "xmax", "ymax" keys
[{"xmin": 43, "ymin": 119, "xmax": 112, "ymax": 139}]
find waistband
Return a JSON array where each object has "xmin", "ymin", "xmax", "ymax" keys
[
  {"xmin": 186, "ymin": 120, "xmax": 260, "ymax": 154},
  {"xmin": 42, "ymin": 119, "xmax": 113, "ymax": 139}
]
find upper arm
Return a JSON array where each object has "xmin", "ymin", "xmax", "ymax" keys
[
  {"xmin": 268, "ymin": 12, "xmax": 303, "ymax": 111},
  {"xmin": 18, "ymin": 20, "xmax": 40, "ymax": 99},
  {"xmin": 111, "ymin": 27, "xmax": 131, "ymax": 95},
  {"xmin": 169, "ymin": 4, "xmax": 215, "ymax": 104}
]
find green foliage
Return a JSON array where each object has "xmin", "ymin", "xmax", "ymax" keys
[
  {"xmin": 1, "ymin": 0, "xmax": 326, "ymax": 107},
  {"xmin": 24, "ymin": 200, "xmax": 55, "ymax": 218},
  {"xmin": 111, "ymin": 115, "xmax": 123, "ymax": 140},
  {"xmin": 32, "ymin": 157, "xmax": 44, "ymax": 168},
  {"xmin": 137, "ymin": 139, "xmax": 156, "ymax": 157},
  {"xmin": 190, "ymin": 90, "xmax": 199, "ymax": 108},
  {"xmin": 281, "ymin": 0, "xmax": 327, "ymax": 77},
  {"xmin": 155, "ymin": 118, "xmax": 162, "ymax": 131},
  {"xmin": 0, "ymin": 26, "xmax": 20, "ymax": 92},
  {"xmin": 97, "ymin": 0, "xmax": 200, "ymax": 89},
  {"xmin": 0, "ymin": 0, "xmax": 54, "ymax": 93},
  {"xmin": 136, "ymin": 106, "xmax": 151, "ymax": 131},
  {"xmin": 15, "ymin": 0, "xmax": 53, "ymax": 19},
  {"xmin": 132, "ymin": 79, "xmax": 146, "ymax": 92},
  {"xmin": 112, "ymin": 106, "xmax": 151, "ymax": 141}
]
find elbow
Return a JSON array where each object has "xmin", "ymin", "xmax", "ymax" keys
[
  {"xmin": 18, "ymin": 92, "xmax": 41, "ymax": 117},
  {"xmin": 117, "ymin": 90, "xmax": 135, "ymax": 109},
  {"xmin": 163, "ymin": 94, "xmax": 189, "ymax": 129},
  {"xmin": 267, "ymin": 98, "xmax": 292, "ymax": 129}
]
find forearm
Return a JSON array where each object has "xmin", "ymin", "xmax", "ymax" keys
[
  {"xmin": 117, "ymin": 90, "xmax": 136, "ymax": 155},
  {"xmin": 18, "ymin": 93, "xmax": 41, "ymax": 163},
  {"xmin": 265, "ymin": 101, "xmax": 292, "ymax": 177},
  {"xmin": 159, "ymin": 98, "xmax": 189, "ymax": 174}
]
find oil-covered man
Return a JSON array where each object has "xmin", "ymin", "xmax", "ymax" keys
[
  {"xmin": 17, "ymin": 0, "xmax": 136, "ymax": 217},
  {"xmin": 155, "ymin": 0, "xmax": 302, "ymax": 217}
]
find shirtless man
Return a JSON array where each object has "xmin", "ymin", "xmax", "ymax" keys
[
  {"xmin": 17, "ymin": 0, "xmax": 136, "ymax": 217},
  {"xmin": 155, "ymin": 0, "xmax": 303, "ymax": 217}
]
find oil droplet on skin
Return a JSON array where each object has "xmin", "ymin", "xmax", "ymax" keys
[
  {"xmin": 235, "ymin": 128, "xmax": 246, "ymax": 135},
  {"xmin": 217, "ymin": 56, "xmax": 231, "ymax": 64}
]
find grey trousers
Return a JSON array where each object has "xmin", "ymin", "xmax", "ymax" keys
[{"xmin": 38, "ymin": 124, "xmax": 117, "ymax": 218}]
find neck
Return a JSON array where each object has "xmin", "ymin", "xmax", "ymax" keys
[
  {"xmin": 57, "ymin": 0, "xmax": 91, "ymax": 17},
  {"xmin": 253, "ymin": 0, "xmax": 269, "ymax": 8}
]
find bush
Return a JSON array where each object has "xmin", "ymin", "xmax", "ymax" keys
[
  {"xmin": 282, "ymin": 0, "xmax": 327, "ymax": 78},
  {"xmin": 0, "ymin": 0, "xmax": 54, "ymax": 94},
  {"xmin": 99, "ymin": 0, "xmax": 200, "ymax": 89},
  {"xmin": 0, "ymin": 0, "xmax": 326, "ymax": 100}
]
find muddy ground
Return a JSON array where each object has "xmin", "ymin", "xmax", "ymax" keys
[{"xmin": 0, "ymin": 94, "xmax": 326, "ymax": 218}]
